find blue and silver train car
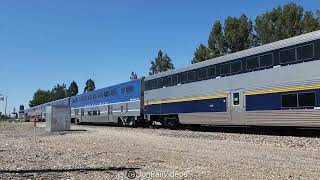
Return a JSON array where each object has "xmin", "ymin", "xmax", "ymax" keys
[
  {"xmin": 144, "ymin": 30, "xmax": 320, "ymax": 127},
  {"xmin": 70, "ymin": 79, "xmax": 144, "ymax": 125}
]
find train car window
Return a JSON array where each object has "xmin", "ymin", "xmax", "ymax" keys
[
  {"xmin": 88, "ymin": 111, "xmax": 92, "ymax": 116},
  {"xmin": 297, "ymin": 44, "xmax": 314, "ymax": 61},
  {"xmin": 195, "ymin": 69, "xmax": 200, "ymax": 80},
  {"xmin": 146, "ymin": 81, "xmax": 151, "ymax": 91},
  {"xmin": 111, "ymin": 89, "xmax": 117, "ymax": 96},
  {"xmin": 231, "ymin": 61, "xmax": 242, "ymax": 73},
  {"xmin": 298, "ymin": 92, "xmax": 315, "ymax": 107},
  {"xmin": 179, "ymin": 73, "xmax": 188, "ymax": 83},
  {"xmin": 164, "ymin": 76, "xmax": 172, "ymax": 86},
  {"xmin": 145, "ymin": 81, "xmax": 148, "ymax": 90},
  {"xmin": 104, "ymin": 91, "xmax": 110, "ymax": 97},
  {"xmin": 188, "ymin": 71, "xmax": 196, "ymax": 82},
  {"xmin": 220, "ymin": 63, "xmax": 230, "ymax": 76},
  {"xmin": 280, "ymin": 48, "xmax": 296, "ymax": 64},
  {"xmin": 216, "ymin": 65, "xmax": 221, "ymax": 76},
  {"xmin": 282, "ymin": 94, "xmax": 298, "ymax": 108},
  {"xmin": 233, "ymin": 92, "xmax": 240, "ymax": 105},
  {"xmin": 158, "ymin": 78, "xmax": 165, "ymax": 88},
  {"xmin": 246, "ymin": 56, "xmax": 259, "ymax": 70},
  {"xmin": 198, "ymin": 68, "xmax": 208, "ymax": 80},
  {"xmin": 260, "ymin": 53, "xmax": 273, "ymax": 68},
  {"xmin": 208, "ymin": 66, "xmax": 216, "ymax": 78},
  {"xmin": 172, "ymin": 75, "xmax": 178, "ymax": 85},
  {"xmin": 121, "ymin": 106, "xmax": 124, "ymax": 112},
  {"xmin": 126, "ymin": 86, "xmax": 134, "ymax": 93},
  {"xmin": 148, "ymin": 81, "xmax": 152, "ymax": 90},
  {"xmin": 93, "ymin": 110, "xmax": 97, "ymax": 116},
  {"xmin": 98, "ymin": 110, "xmax": 101, "ymax": 115},
  {"xmin": 151, "ymin": 79, "xmax": 157, "ymax": 89}
]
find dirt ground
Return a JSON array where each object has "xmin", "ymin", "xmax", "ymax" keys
[{"xmin": 0, "ymin": 121, "xmax": 320, "ymax": 179}]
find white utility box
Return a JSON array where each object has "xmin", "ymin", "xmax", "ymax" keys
[{"xmin": 46, "ymin": 105, "xmax": 71, "ymax": 132}]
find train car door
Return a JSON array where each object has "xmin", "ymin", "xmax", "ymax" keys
[
  {"xmin": 80, "ymin": 108, "xmax": 84, "ymax": 122},
  {"xmin": 107, "ymin": 105, "xmax": 111, "ymax": 122},
  {"xmin": 230, "ymin": 90, "xmax": 245, "ymax": 124}
]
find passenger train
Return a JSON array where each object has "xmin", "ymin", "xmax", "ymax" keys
[{"xmin": 25, "ymin": 30, "xmax": 320, "ymax": 127}]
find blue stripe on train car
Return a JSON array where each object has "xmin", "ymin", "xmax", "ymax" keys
[
  {"xmin": 145, "ymin": 97, "xmax": 227, "ymax": 115},
  {"xmin": 70, "ymin": 79, "xmax": 141, "ymax": 108},
  {"xmin": 246, "ymin": 89, "xmax": 320, "ymax": 111}
]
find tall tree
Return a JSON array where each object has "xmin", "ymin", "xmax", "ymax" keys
[
  {"xmin": 255, "ymin": 7, "xmax": 284, "ymax": 44},
  {"xmin": 281, "ymin": 3, "xmax": 304, "ymax": 37},
  {"xmin": 130, "ymin": 72, "xmax": 138, "ymax": 80},
  {"xmin": 224, "ymin": 14, "xmax": 253, "ymax": 53},
  {"xmin": 255, "ymin": 3, "xmax": 304, "ymax": 44},
  {"xmin": 29, "ymin": 89, "xmax": 51, "ymax": 107},
  {"xmin": 192, "ymin": 44, "xmax": 213, "ymax": 64},
  {"xmin": 208, "ymin": 20, "xmax": 225, "ymax": 56},
  {"xmin": 149, "ymin": 50, "xmax": 175, "ymax": 75},
  {"xmin": 50, "ymin": 84, "xmax": 67, "ymax": 101},
  {"xmin": 303, "ymin": 11, "xmax": 320, "ymax": 33},
  {"xmin": 84, "ymin": 79, "xmax": 96, "ymax": 93},
  {"xmin": 67, "ymin": 81, "xmax": 79, "ymax": 97}
]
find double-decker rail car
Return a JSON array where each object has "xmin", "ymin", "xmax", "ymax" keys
[
  {"xmin": 24, "ymin": 104, "xmax": 46, "ymax": 121},
  {"xmin": 70, "ymin": 79, "xmax": 144, "ymax": 125},
  {"xmin": 144, "ymin": 30, "xmax": 320, "ymax": 127},
  {"xmin": 25, "ymin": 97, "xmax": 70, "ymax": 121}
]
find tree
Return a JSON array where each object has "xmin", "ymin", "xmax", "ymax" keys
[
  {"xmin": 84, "ymin": 79, "xmax": 96, "ymax": 93},
  {"xmin": 224, "ymin": 14, "xmax": 253, "ymax": 53},
  {"xmin": 192, "ymin": 44, "xmax": 213, "ymax": 64},
  {"xmin": 208, "ymin": 20, "xmax": 225, "ymax": 56},
  {"xmin": 130, "ymin": 72, "xmax": 138, "ymax": 80},
  {"xmin": 50, "ymin": 84, "xmax": 67, "ymax": 101},
  {"xmin": 303, "ymin": 11, "xmax": 320, "ymax": 33},
  {"xmin": 29, "ymin": 89, "xmax": 51, "ymax": 107},
  {"xmin": 149, "ymin": 50, "xmax": 175, "ymax": 75},
  {"xmin": 255, "ymin": 3, "xmax": 304, "ymax": 44},
  {"xmin": 67, "ymin": 81, "xmax": 79, "ymax": 97},
  {"xmin": 255, "ymin": 7, "xmax": 282, "ymax": 44},
  {"xmin": 281, "ymin": 3, "xmax": 304, "ymax": 37}
]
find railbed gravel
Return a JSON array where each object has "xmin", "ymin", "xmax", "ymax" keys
[{"xmin": 0, "ymin": 121, "xmax": 320, "ymax": 179}]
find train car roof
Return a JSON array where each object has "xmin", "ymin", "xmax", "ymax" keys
[
  {"xmin": 70, "ymin": 79, "xmax": 141, "ymax": 99},
  {"xmin": 145, "ymin": 30, "xmax": 320, "ymax": 81}
]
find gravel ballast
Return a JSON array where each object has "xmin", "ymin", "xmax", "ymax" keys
[{"xmin": 0, "ymin": 122, "xmax": 320, "ymax": 179}]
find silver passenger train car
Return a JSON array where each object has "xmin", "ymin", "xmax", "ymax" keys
[
  {"xmin": 70, "ymin": 79, "xmax": 144, "ymax": 125},
  {"xmin": 144, "ymin": 30, "xmax": 320, "ymax": 127},
  {"xmin": 24, "ymin": 97, "xmax": 70, "ymax": 121}
]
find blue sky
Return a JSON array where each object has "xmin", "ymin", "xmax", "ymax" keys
[{"xmin": 0, "ymin": 0, "xmax": 319, "ymax": 113}]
